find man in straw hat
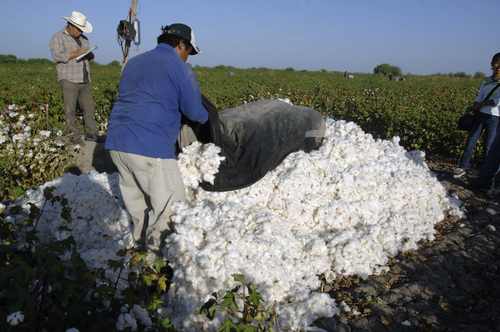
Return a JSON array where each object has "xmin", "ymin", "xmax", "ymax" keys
[
  {"xmin": 106, "ymin": 23, "xmax": 207, "ymax": 260},
  {"xmin": 49, "ymin": 11, "xmax": 100, "ymax": 146}
]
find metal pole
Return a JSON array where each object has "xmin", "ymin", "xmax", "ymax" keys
[{"xmin": 121, "ymin": 0, "xmax": 139, "ymax": 74}]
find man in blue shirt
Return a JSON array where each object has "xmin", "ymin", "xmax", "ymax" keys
[{"xmin": 106, "ymin": 23, "xmax": 208, "ymax": 259}]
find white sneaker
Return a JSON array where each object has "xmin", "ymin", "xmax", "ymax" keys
[{"xmin": 453, "ymin": 168, "xmax": 466, "ymax": 178}]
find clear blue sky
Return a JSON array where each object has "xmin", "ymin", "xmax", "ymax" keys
[{"xmin": 2, "ymin": 0, "xmax": 498, "ymax": 75}]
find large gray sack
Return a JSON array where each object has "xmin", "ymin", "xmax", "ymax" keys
[{"xmin": 182, "ymin": 97, "xmax": 325, "ymax": 191}]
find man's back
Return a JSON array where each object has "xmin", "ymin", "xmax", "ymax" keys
[{"xmin": 106, "ymin": 43, "xmax": 207, "ymax": 159}]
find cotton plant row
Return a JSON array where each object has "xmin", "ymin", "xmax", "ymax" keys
[
  {"xmin": 0, "ymin": 105, "xmax": 62, "ymax": 166},
  {"xmin": 0, "ymin": 102, "xmax": 110, "ymax": 200},
  {"xmin": 0, "ymin": 104, "xmax": 73, "ymax": 197},
  {"xmin": 5, "ymin": 116, "xmax": 463, "ymax": 331}
]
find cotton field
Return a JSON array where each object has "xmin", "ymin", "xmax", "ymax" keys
[{"xmin": 6, "ymin": 117, "xmax": 463, "ymax": 331}]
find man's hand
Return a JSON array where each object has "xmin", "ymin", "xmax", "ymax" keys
[{"xmin": 70, "ymin": 47, "xmax": 88, "ymax": 60}]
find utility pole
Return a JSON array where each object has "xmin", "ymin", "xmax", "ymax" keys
[{"xmin": 121, "ymin": 0, "xmax": 139, "ymax": 73}]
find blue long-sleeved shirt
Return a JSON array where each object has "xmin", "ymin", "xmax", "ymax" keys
[{"xmin": 105, "ymin": 43, "xmax": 208, "ymax": 159}]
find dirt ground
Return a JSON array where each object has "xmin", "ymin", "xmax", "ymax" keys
[{"xmin": 71, "ymin": 136, "xmax": 117, "ymax": 174}]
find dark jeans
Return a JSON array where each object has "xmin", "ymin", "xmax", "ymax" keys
[
  {"xmin": 476, "ymin": 127, "xmax": 500, "ymax": 187},
  {"xmin": 459, "ymin": 112, "xmax": 499, "ymax": 169},
  {"xmin": 59, "ymin": 80, "xmax": 98, "ymax": 139}
]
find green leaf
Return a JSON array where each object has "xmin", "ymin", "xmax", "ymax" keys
[
  {"xmin": 247, "ymin": 284, "xmax": 263, "ymax": 307},
  {"xmin": 25, "ymin": 229, "xmax": 40, "ymax": 244},
  {"xmin": 216, "ymin": 319, "xmax": 239, "ymax": 332},
  {"xmin": 236, "ymin": 323, "xmax": 259, "ymax": 332},
  {"xmin": 140, "ymin": 273, "xmax": 154, "ymax": 286},
  {"xmin": 96, "ymin": 285, "xmax": 116, "ymax": 300},
  {"xmin": 232, "ymin": 273, "xmax": 246, "ymax": 284},
  {"xmin": 107, "ymin": 259, "xmax": 125, "ymax": 272},
  {"xmin": 69, "ymin": 251, "xmax": 90, "ymax": 275},
  {"xmin": 153, "ymin": 257, "xmax": 166, "ymax": 272},
  {"xmin": 221, "ymin": 291, "xmax": 239, "ymax": 314},
  {"xmin": 60, "ymin": 207, "xmax": 72, "ymax": 223},
  {"xmin": 43, "ymin": 186, "xmax": 56, "ymax": 198},
  {"xmin": 119, "ymin": 288, "xmax": 140, "ymax": 308},
  {"xmin": 159, "ymin": 317, "xmax": 175, "ymax": 329},
  {"xmin": 147, "ymin": 294, "xmax": 163, "ymax": 311},
  {"xmin": 199, "ymin": 298, "xmax": 217, "ymax": 320},
  {"xmin": 116, "ymin": 248, "xmax": 128, "ymax": 257},
  {"xmin": 157, "ymin": 275, "xmax": 167, "ymax": 294},
  {"xmin": 28, "ymin": 203, "xmax": 41, "ymax": 220},
  {"xmin": 60, "ymin": 197, "xmax": 69, "ymax": 207},
  {"xmin": 0, "ymin": 223, "xmax": 13, "ymax": 243},
  {"xmin": 0, "ymin": 256, "xmax": 36, "ymax": 285},
  {"xmin": 9, "ymin": 186, "xmax": 27, "ymax": 200},
  {"xmin": 8, "ymin": 206, "xmax": 23, "ymax": 215}
]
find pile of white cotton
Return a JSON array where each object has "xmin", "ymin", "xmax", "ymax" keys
[
  {"xmin": 160, "ymin": 118, "xmax": 463, "ymax": 331},
  {"xmin": 5, "ymin": 118, "xmax": 462, "ymax": 332}
]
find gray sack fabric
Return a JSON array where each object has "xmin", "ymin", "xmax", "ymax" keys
[{"xmin": 180, "ymin": 96, "xmax": 326, "ymax": 191}]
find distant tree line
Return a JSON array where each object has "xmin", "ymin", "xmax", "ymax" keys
[
  {"xmin": 373, "ymin": 63, "xmax": 484, "ymax": 79},
  {"xmin": 0, "ymin": 54, "xmax": 54, "ymax": 65},
  {"xmin": 210, "ymin": 65, "xmax": 325, "ymax": 73},
  {"xmin": 430, "ymin": 71, "xmax": 486, "ymax": 79},
  {"xmin": 0, "ymin": 54, "xmax": 121, "ymax": 66},
  {"xmin": 1, "ymin": 54, "xmax": 487, "ymax": 76}
]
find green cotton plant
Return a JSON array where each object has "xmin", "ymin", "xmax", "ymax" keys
[
  {"xmin": 0, "ymin": 64, "xmax": 120, "ymax": 201},
  {"xmin": 199, "ymin": 274, "xmax": 302, "ymax": 332},
  {"xmin": 0, "ymin": 63, "xmax": 489, "ymax": 198},
  {"xmin": 0, "ymin": 105, "xmax": 73, "ymax": 202},
  {"xmin": 0, "ymin": 187, "xmax": 176, "ymax": 332}
]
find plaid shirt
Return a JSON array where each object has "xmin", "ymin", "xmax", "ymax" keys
[{"xmin": 49, "ymin": 27, "xmax": 92, "ymax": 83}]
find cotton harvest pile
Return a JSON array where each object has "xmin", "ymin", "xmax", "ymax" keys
[
  {"xmin": 6, "ymin": 118, "xmax": 463, "ymax": 331},
  {"xmin": 164, "ymin": 118, "xmax": 463, "ymax": 330}
]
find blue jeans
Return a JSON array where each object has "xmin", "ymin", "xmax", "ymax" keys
[
  {"xmin": 477, "ymin": 127, "xmax": 500, "ymax": 187},
  {"xmin": 458, "ymin": 112, "xmax": 499, "ymax": 169}
]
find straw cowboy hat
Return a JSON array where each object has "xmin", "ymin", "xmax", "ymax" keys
[{"xmin": 63, "ymin": 11, "xmax": 92, "ymax": 33}]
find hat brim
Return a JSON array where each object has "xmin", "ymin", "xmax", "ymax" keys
[
  {"xmin": 189, "ymin": 42, "xmax": 201, "ymax": 55},
  {"xmin": 188, "ymin": 30, "xmax": 201, "ymax": 55},
  {"xmin": 63, "ymin": 16, "xmax": 93, "ymax": 34}
]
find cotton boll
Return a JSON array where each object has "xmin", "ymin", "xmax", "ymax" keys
[
  {"xmin": 131, "ymin": 304, "xmax": 153, "ymax": 327},
  {"xmin": 6, "ymin": 311, "xmax": 24, "ymax": 326},
  {"xmin": 116, "ymin": 312, "xmax": 137, "ymax": 331}
]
